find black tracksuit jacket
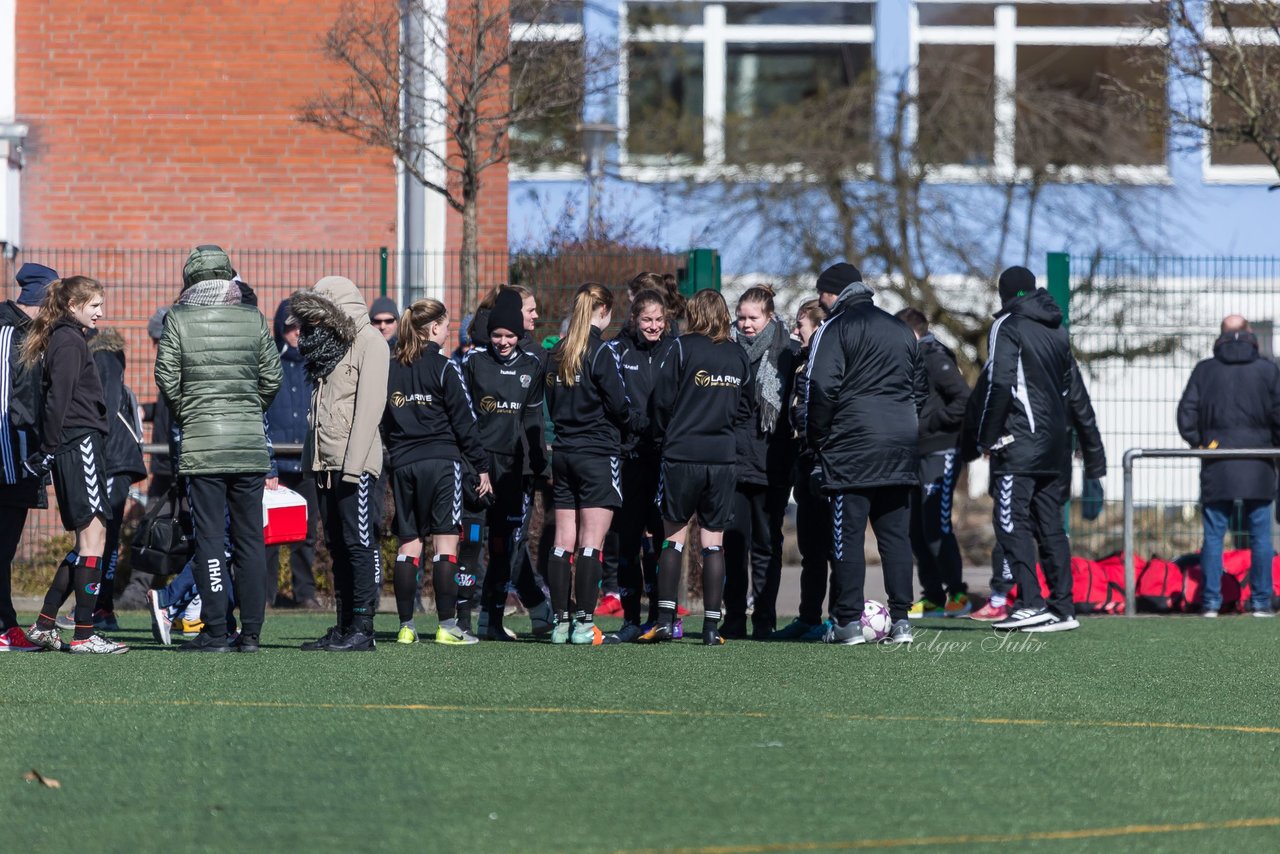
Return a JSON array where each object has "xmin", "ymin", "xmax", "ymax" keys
[
  {"xmin": 612, "ymin": 325, "xmax": 673, "ymax": 457},
  {"xmin": 457, "ymin": 343, "xmax": 547, "ymax": 474},
  {"xmin": 976, "ymin": 288, "xmax": 1077, "ymax": 476},
  {"xmin": 1177, "ymin": 332, "xmax": 1280, "ymax": 502},
  {"xmin": 384, "ymin": 342, "xmax": 489, "ymax": 473},
  {"xmin": 546, "ymin": 325, "xmax": 639, "ymax": 456},
  {"xmin": 805, "ymin": 286, "xmax": 926, "ymax": 492},
  {"xmin": 40, "ymin": 320, "xmax": 109, "ymax": 454},
  {"xmin": 651, "ymin": 332, "xmax": 753, "ymax": 465},
  {"xmin": 917, "ymin": 334, "xmax": 971, "ymax": 456},
  {"xmin": 0, "ymin": 301, "xmax": 45, "ymax": 507}
]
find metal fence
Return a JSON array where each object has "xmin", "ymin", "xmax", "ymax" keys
[
  {"xmin": 1063, "ymin": 254, "xmax": 1280, "ymax": 559},
  {"xmin": 5, "ymin": 246, "xmax": 685, "ymax": 576}
]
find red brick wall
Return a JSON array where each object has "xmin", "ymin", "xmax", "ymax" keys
[{"xmin": 15, "ymin": 0, "xmax": 397, "ymax": 249}]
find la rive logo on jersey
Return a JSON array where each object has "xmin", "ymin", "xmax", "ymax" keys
[
  {"xmin": 694, "ymin": 370, "xmax": 742, "ymax": 389},
  {"xmin": 390, "ymin": 392, "xmax": 433, "ymax": 408},
  {"xmin": 479, "ymin": 396, "xmax": 521, "ymax": 414}
]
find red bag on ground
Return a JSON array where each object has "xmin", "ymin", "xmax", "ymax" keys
[
  {"xmin": 1175, "ymin": 560, "xmax": 1242, "ymax": 612},
  {"xmin": 1071, "ymin": 557, "xmax": 1125, "ymax": 614},
  {"xmin": 1222, "ymin": 549, "xmax": 1252, "ymax": 583},
  {"xmin": 1135, "ymin": 558, "xmax": 1183, "ymax": 613},
  {"xmin": 1008, "ymin": 564, "xmax": 1050, "ymax": 603}
]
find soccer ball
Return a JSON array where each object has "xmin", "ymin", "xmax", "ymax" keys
[{"xmin": 860, "ymin": 600, "xmax": 892, "ymax": 643}]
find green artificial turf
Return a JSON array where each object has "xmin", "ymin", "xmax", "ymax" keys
[{"xmin": 2, "ymin": 613, "xmax": 1279, "ymax": 852}]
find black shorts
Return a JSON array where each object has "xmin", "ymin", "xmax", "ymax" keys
[
  {"xmin": 52, "ymin": 432, "xmax": 113, "ymax": 532},
  {"xmin": 392, "ymin": 458, "xmax": 463, "ymax": 539},
  {"xmin": 552, "ymin": 451, "xmax": 622, "ymax": 511},
  {"xmin": 658, "ymin": 460, "xmax": 735, "ymax": 531}
]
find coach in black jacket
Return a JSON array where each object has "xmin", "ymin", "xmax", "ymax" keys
[
  {"xmin": 896, "ymin": 308, "xmax": 971, "ymax": 617},
  {"xmin": 977, "ymin": 267, "xmax": 1083, "ymax": 633},
  {"xmin": 806, "ymin": 263, "xmax": 926, "ymax": 643},
  {"xmin": 1177, "ymin": 317, "xmax": 1280, "ymax": 616}
]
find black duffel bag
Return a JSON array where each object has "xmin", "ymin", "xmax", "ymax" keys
[{"xmin": 130, "ymin": 489, "xmax": 193, "ymax": 576}]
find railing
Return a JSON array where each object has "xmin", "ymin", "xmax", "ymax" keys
[{"xmin": 1121, "ymin": 447, "xmax": 1280, "ymax": 617}]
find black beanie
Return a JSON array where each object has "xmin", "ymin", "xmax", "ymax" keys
[
  {"xmin": 998, "ymin": 266, "xmax": 1036, "ymax": 305},
  {"xmin": 816, "ymin": 262, "xmax": 863, "ymax": 296},
  {"xmin": 488, "ymin": 288, "xmax": 524, "ymax": 338}
]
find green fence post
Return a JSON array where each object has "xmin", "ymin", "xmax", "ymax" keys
[
  {"xmin": 1046, "ymin": 251, "xmax": 1070, "ymax": 330},
  {"xmin": 679, "ymin": 248, "xmax": 721, "ymax": 295},
  {"xmin": 379, "ymin": 247, "xmax": 389, "ymax": 297},
  {"xmin": 1047, "ymin": 251, "xmax": 1072, "ymax": 533}
]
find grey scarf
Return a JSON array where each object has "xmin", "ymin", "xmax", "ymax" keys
[
  {"xmin": 738, "ymin": 317, "xmax": 785, "ymax": 434},
  {"xmin": 178, "ymin": 279, "xmax": 240, "ymax": 307}
]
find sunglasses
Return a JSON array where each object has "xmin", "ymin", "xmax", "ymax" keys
[{"xmin": 372, "ymin": 316, "xmax": 397, "ymax": 326}]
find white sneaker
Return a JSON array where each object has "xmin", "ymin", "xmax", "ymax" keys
[
  {"xmin": 69, "ymin": 633, "xmax": 129, "ymax": 654},
  {"xmin": 1203, "ymin": 609, "xmax": 1219, "ymax": 619},
  {"xmin": 1021, "ymin": 614, "xmax": 1080, "ymax": 633},
  {"xmin": 148, "ymin": 589, "xmax": 173, "ymax": 646},
  {"xmin": 992, "ymin": 607, "xmax": 1055, "ymax": 631}
]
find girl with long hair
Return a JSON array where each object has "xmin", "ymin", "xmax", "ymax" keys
[
  {"xmin": 639, "ymin": 289, "xmax": 752, "ymax": 645},
  {"xmin": 544, "ymin": 283, "xmax": 637, "ymax": 644},
  {"xmin": 603, "ymin": 287, "xmax": 677, "ymax": 643},
  {"xmin": 21, "ymin": 276, "xmax": 128, "ymax": 653},
  {"xmin": 459, "ymin": 288, "xmax": 550, "ymax": 640},
  {"xmin": 384, "ymin": 299, "xmax": 493, "ymax": 645},
  {"xmin": 772, "ymin": 299, "xmax": 832, "ymax": 640}
]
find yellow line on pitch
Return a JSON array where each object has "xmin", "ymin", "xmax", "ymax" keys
[
  {"xmin": 57, "ymin": 698, "xmax": 1280, "ymax": 737},
  {"xmin": 608, "ymin": 816, "xmax": 1280, "ymax": 853}
]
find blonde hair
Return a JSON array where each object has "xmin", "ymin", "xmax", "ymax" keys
[
  {"xmin": 555, "ymin": 282, "xmax": 613, "ymax": 386},
  {"xmin": 685, "ymin": 289, "xmax": 731, "ymax": 344},
  {"xmin": 737, "ymin": 284, "xmax": 776, "ymax": 318},
  {"xmin": 20, "ymin": 276, "xmax": 104, "ymax": 367},
  {"xmin": 477, "ymin": 283, "xmax": 535, "ymax": 313},
  {"xmin": 394, "ymin": 298, "xmax": 448, "ymax": 366},
  {"xmin": 796, "ymin": 298, "xmax": 825, "ymax": 330}
]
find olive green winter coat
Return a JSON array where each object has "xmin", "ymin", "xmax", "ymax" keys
[{"xmin": 154, "ymin": 304, "xmax": 283, "ymax": 475}]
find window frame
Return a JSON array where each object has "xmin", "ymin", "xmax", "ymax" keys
[
  {"xmin": 1199, "ymin": 7, "xmax": 1280, "ymax": 184},
  {"xmin": 911, "ymin": 0, "xmax": 1171, "ymax": 185},
  {"xmin": 509, "ymin": 16, "xmax": 589, "ymax": 180},
  {"xmin": 619, "ymin": 0, "xmax": 877, "ymax": 180}
]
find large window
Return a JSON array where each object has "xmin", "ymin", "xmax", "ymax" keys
[
  {"xmin": 622, "ymin": 1, "xmax": 876, "ymax": 168},
  {"xmin": 914, "ymin": 1, "xmax": 1168, "ymax": 176},
  {"xmin": 1203, "ymin": 7, "xmax": 1280, "ymax": 180},
  {"xmin": 510, "ymin": 1, "xmax": 585, "ymax": 168}
]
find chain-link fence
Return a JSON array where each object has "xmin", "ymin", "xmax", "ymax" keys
[
  {"xmin": 1067, "ymin": 254, "xmax": 1280, "ymax": 559},
  {"xmin": 4, "ymin": 246, "xmax": 685, "ymax": 581}
]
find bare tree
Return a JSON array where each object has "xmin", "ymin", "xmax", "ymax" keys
[
  {"xmin": 1123, "ymin": 0, "xmax": 1280, "ymax": 185},
  {"xmin": 690, "ymin": 64, "xmax": 1175, "ymax": 377},
  {"xmin": 300, "ymin": 0, "xmax": 590, "ymax": 304}
]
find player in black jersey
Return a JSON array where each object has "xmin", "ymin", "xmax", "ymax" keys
[
  {"xmin": 458, "ymin": 288, "xmax": 548, "ymax": 640},
  {"xmin": 383, "ymin": 299, "xmax": 492, "ymax": 645},
  {"xmin": 639, "ymin": 289, "xmax": 753, "ymax": 646},
  {"xmin": 544, "ymin": 284, "xmax": 638, "ymax": 644},
  {"xmin": 603, "ymin": 287, "xmax": 676, "ymax": 644}
]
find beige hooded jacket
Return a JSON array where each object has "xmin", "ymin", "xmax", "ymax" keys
[{"xmin": 289, "ymin": 276, "xmax": 389, "ymax": 484}]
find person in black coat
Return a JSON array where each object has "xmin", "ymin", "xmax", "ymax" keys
[
  {"xmin": 1177, "ymin": 316, "xmax": 1280, "ymax": 617},
  {"xmin": 805, "ymin": 263, "xmax": 925, "ymax": 644},
  {"xmin": 895, "ymin": 308, "xmax": 972, "ymax": 619},
  {"xmin": 976, "ymin": 266, "xmax": 1087, "ymax": 633},
  {"xmin": 0, "ymin": 263, "xmax": 56, "ymax": 651},
  {"xmin": 264, "ymin": 299, "xmax": 323, "ymax": 610},
  {"xmin": 723, "ymin": 285, "xmax": 796, "ymax": 639}
]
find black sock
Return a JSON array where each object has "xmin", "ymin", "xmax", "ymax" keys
[
  {"xmin": 642, "ymin": 541, "xmax": 660, "ymax": 623},
  {"xmin": 656, "ymin": 540, "xmax": 683, "ymax": 626},
  {"xmin": 620, "ymin": 557, "xmax": 643, "ymax": 625},
  {"xmin": 547, "ymin": 547, "xmax": 573, "ymax": 619},
  {"xmin": 95, "ymin": 552, "xmax": 117, "ymax": 612},
  {"xmin": 36, "ymin": 551, "xmax": 77, "ymax": 629},
  {"xmin": 456, "ymin": 538, "xmax": 483, "ymax": 630},
  {"xmin": 574, "ymin": 547, "xmax": 603, "ymax": 622},
  {"xmin": 702, "ymin": 546, "xmax": 725, "ymax": 632},
  {"xmin": 433, "ymin": 555, "xmax": 459, "ymax": 621},
  {"xmin": 393, "ymin": 555, "xmax": 420, "ymax": 624},
  {"xmin": 72, "ymin": 554, "xmax": 104, "ymax": 640}
]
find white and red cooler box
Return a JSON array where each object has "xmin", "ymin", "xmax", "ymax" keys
[{"xmin": 263, "ymin": 486, "xmax": 309, "ymax": 545}]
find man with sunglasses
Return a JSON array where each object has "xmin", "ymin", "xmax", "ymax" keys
[{"xmin": 370, "ymin": 297, "xmax": 399, "ymax": 346}]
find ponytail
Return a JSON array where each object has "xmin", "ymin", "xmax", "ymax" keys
[
  {"xmin": 555, "ymin": 282, "xmax": 613, "ymax": 386},
  {"xmin": 20, "ymin": 276, "xmax": 104, "ymax": 367},
  {"xmin": 394, "ymin": 298, "xmax": 448, "ymax": 366}
]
